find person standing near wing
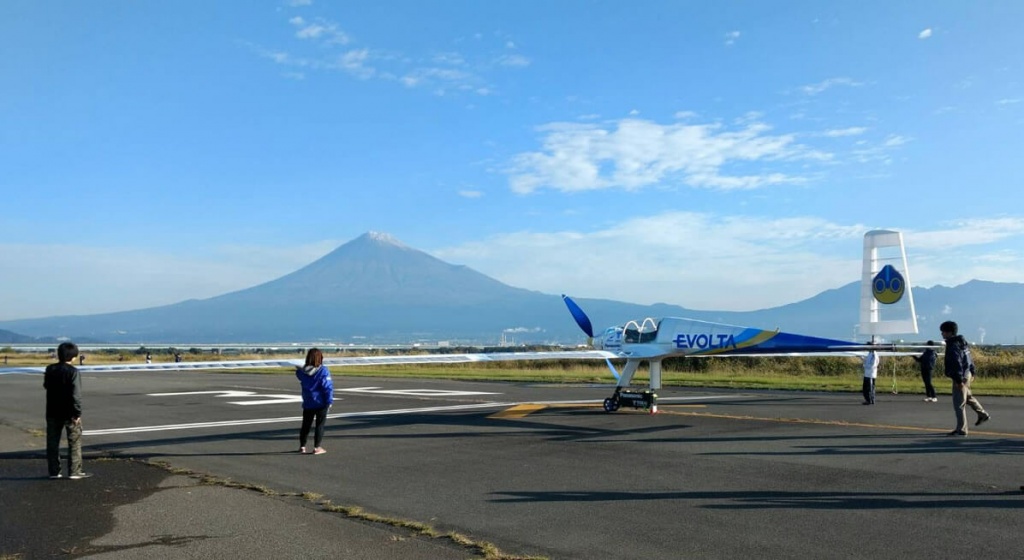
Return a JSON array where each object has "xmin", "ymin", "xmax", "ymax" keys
[
  {"xmin": 940, "ymin": 321, "xmax": 990, "ymax": 436},
  {"xmin": 861, "ymin": 350, "xmax": 879, "ymax": 405},
  {"xmin": 295, "ymin": 348, "xmax": 334, "ymax": 455},
  {"xmin": 912, "ymin": 341, "xmax": 938, "ymax": 402}
]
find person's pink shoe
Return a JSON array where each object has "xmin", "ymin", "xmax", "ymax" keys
[
  {"xmin": 299, "ymin": 447, "xmax": 307, "ymax": 454},
  {"xmin": 314, "ymin": 447, "xmax": 326, "ymax": 455}
]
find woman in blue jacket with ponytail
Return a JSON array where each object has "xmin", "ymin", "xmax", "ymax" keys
[{"xmin": 295, "ymin": 348, "xmax": 334, "ymax": 454}]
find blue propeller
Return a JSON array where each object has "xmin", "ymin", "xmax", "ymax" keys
[
  {"xmin": 563, "ymin": 294, "xmax": 621, "ymax": 381},
  {"xmin": 561, "ymin": 294, "xmax": 594, "ymax": 338}
]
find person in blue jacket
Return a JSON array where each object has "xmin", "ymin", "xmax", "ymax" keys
[{"xmin": 295, "ymin": 348, "xmax": 334, "ymax": 454}]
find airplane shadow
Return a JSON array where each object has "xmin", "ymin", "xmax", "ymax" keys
[
  {"xmin": 11, "ymin": 408, "xmax": 1019, "ymax": 461},
  {"xmin": 487, "ymin": 488, "xmax": 1024, "ymax": 510},
  {"xmin": 695, "ymin": 435, "xmax": 1024, "ymax": 458}
]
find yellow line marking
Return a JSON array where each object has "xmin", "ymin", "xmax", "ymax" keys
[
  {"xmin": 657, "ymin": 410, "xmax": 1024, "ymax": 438},
  {"xmin": 489, "ymin": 402, "xmax": 706, "ymax": 419},
  {"xmin": 489, "ymin": 404, "xmax": 547, "ymax": 419}
]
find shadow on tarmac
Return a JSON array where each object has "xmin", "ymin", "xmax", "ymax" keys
[{"xmin": 487, "ymin": 488, "xmax": 1024, "ymax": 509}]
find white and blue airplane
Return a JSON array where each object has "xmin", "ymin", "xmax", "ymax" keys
[
  {"xmin": 2, "ymin": 230, "xmax": 920, "ymax": 413},
  {"xmin": 557, "ymin": 229, "xmax": 920, "ymax": 411}
]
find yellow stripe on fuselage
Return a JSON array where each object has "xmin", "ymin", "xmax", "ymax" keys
[{"xmin": 697, "ymin": 329, "xmax": 777, "ymax": 355}]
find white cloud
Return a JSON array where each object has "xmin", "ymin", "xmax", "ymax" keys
[
  {"xmin": 401, "ymin": 66, "xmax": 472, "ymax": 90},
  {"xmin": 507, "ymin": 117, "xmax": 831, "ymax": 194},
  {"xmin": 724, "ymin": 31, "xmax": 741, "ymax": 46},
  {"xmin": 906, "ymin": 217, "xmax": 1024, "ymax": 250},
  {"xmin": 998, "ymin": 98, "xmax": 1022, "ymax": 105},
  {"xmin": 883, "ymin": 134, "xmax": 910, "ymax": 147},
  {"xmin": 497, "ymin": 54, "xmax": 531, "ymax": 67},
  {"xmin": 247, "ymin": 42, "xmax": 375, "ymax": 78},
  {"xmin": 334, "ymin": 49, "xmax": 375, "ymax": 79},
  {"xmin": 433, "ymin": 52, "xmax": 466, "ymax": 66},
  {"xmin": 919, "ymin": 28, "xmax": 932, "ymax": 39},
  {"xmin": 434, "ymin": 212, "xmax": 867, "ymax": 310},
  {"xmin": 823, "ymin": 127, "xmax": 868, "ymax": 137},
  {"xmin": 256, "ymin": 14, "xmax": 528, "ymax": 98},
  {"xmin": 458, "ymin": 190, "xmax": 483, "ymax": 198},
  {"xmin": 847, "ymin": 133, "xmax": 911, "ymax": 164},
  {"xmin": 433, "ymin": 215, "xmax": 1024, "ymax": 311},
  {"xmin": 289, "ymin": 16, "xmax": 350, "ymax": 45},
  {"xmin": 798, "ymin": 77, "xmax": 865, "ymax": 96}
]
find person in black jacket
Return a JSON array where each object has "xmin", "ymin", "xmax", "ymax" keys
[
  {"xmin": 912, "ymin": 340, "xmax": 938, "ymax": 402},
  {"xmin": 44, "ymin": 342, "xmax": 91, "ymax": 479},
  {"xmin": 940, "ymin": 321, "xmax": 990, "ymax": 436}
]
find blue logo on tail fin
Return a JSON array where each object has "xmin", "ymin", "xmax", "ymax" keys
[{"xmin": 872, "ymin": 264, "xmax": 905, "ymax": 304}]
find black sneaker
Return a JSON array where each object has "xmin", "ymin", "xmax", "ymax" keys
[
  {"xmin": 48, "ymin": 473, "xmax": 63, "ymax": 480},
  {"xmin": 976, "ymin": 414, "xmax": 990, "ymax": 426},
  {"xmin": 68, "ymin": 472, "xmax": 93, "ymax": 480},
  {"xmin": 947, "ymin": 430, "xmax": 967, "ymax": 437}
]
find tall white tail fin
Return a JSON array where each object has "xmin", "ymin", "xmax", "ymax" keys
[{"xmin": 859, "ymin": 230, "xmax": 918, "ymax": 340}]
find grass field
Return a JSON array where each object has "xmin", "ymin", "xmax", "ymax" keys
[{"xmin": 6, "ymin": 347, "xmax": 1024, "ymax": 397}]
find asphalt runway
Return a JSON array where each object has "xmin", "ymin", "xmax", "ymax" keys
[{"xmin": 2, "ymin": 369, "xmax": 1023, "ymax": 559}]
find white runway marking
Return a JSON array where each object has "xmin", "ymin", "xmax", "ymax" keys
[
  {"xmin": 147, "ymin": 388, "xmax": 500, "ymax": 406},
  {"xmin": 84, "ymin": 402, "xmax": 512, "ymax": 435},
  {"xmin": 148, "ymin": 390, "xmax": 306, "ymax": 406},
  {"xmin": 339, "ymin": 386, "xmax": 500, "ymax": 397}
]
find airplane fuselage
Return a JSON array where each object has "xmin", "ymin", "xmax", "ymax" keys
[{"xmin": 596, "ymin": 317, "xmax": 866, "ymax": 360}]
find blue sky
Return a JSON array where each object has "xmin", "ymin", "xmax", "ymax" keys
[{"xmin": 2, "ymin": 1, "xmax": 1023, "ymax": 321}]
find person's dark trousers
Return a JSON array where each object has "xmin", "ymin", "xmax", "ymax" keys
[
  {"xmin": 921, "ymin": 371, "xmax": 936, "ymax": 399},
  {"xmin": 862, "ymin": 378, "xmax": 875, "ymax": 404},
  {"xmin": 46, "ymin": 417, "xmax": 82, "ymax": 476},
  {"xmin": 299, "ymin": 406, "xmax": 329, "ymax": 448}
]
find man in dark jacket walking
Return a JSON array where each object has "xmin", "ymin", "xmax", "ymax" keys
[
  {"xmin": 940, "ymin": 321, "xmax": 990, "ymax": 436},
  {"xmin": 44, "ymin": 342, "xmax": 91, "ymax": 479},
  {"xmin": 913, "ymin": 341, "xmax": 938, "ymax": 402}
]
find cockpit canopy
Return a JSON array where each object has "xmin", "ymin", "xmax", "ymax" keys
[{"xmin": 623, "ymin": 318, "xmax": 660, "ymax": 344}]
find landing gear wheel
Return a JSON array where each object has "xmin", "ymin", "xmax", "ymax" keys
[{"xmin": 603, "ymin": 398, "xmax": 619, "ymax": 412}]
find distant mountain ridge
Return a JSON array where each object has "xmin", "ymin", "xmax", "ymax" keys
[{"xmin": 2, "ymin": 232, "xmax": 1023, "ymax": 345}]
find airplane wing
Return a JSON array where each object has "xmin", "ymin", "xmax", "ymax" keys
[{"xmin": 0, "ymin": 350, "xmax": 621, "ymax": 375}]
